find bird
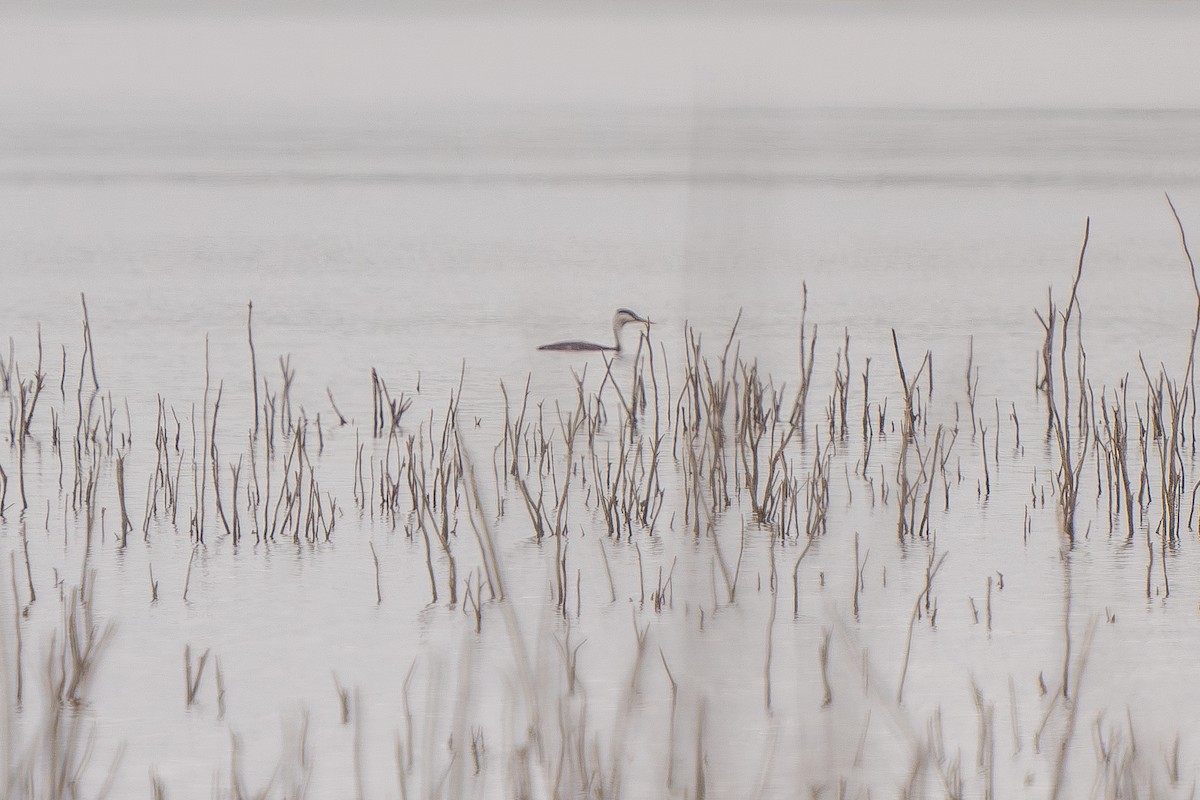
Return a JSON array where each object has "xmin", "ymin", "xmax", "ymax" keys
[{"xmin": 538, "ymin": 308, "xmax": 651, "ymax": 353}]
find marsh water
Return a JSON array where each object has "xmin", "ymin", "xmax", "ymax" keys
[{"xmin": 6, "ymin": 84, "xmax": 1200, "ymax": 797}]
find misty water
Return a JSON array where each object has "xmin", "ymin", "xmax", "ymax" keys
[{"xmin": 6, "ymin": 51, "xmax": 1200, "ymax": 799}]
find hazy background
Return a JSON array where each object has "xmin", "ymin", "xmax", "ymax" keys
[{"xmin": 3, "ymin": 1, "xmax": 1200, "ymax": 121}]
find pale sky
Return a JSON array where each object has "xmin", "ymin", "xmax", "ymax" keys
[{"xmin": 2, "ymin": 3, "xmax": 1199, "ymax": 119}]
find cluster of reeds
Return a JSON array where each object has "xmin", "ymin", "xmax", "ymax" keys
[
  {"xmin": 1018, "ymin": 199, "xmax": 1200, "ymax": 602},
  {"xmin": 891, "ymin": 331, "xmax": 951, "ymax": 541},
  {"xmin": 403, "ymin": 374, "xmax": 465, "ymax": 604},
  {"xmin": 0, "ymin": 569, "xmax": 119, "ymax": 799},
  {"xmin": 1035, "ymin": 221, "xmax": 1091, "ymax": 543}
]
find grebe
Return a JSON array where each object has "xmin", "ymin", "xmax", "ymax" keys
[{"xmin": 538, "ymin": 308, "xmax": 651, "ymax": 353}]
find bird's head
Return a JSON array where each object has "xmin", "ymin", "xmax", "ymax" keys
[{"xmin": 613, "ymin": 308, "xmax": 651, "ymax": 329}]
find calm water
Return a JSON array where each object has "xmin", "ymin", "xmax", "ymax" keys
[{"xmin": 4, "ymin": 100, "xmax": 1200, "ymax": 797}]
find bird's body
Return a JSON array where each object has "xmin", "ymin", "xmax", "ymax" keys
[
  {"xmin": 537, "ymin": 340, "xmax": 616, "ymax": 352},
  {"xmin": 538, "ymin": 308, "xmax": 651, "ymax": 353}
]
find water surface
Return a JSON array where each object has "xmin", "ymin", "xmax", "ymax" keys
[{"xmin": 3, "ymin": 59, "xmax": 1200, "ymax": 799}]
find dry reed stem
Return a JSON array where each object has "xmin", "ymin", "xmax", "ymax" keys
[{"xmin": 369, "ymin": 541, "xmax": 382, "ymax": 604}]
